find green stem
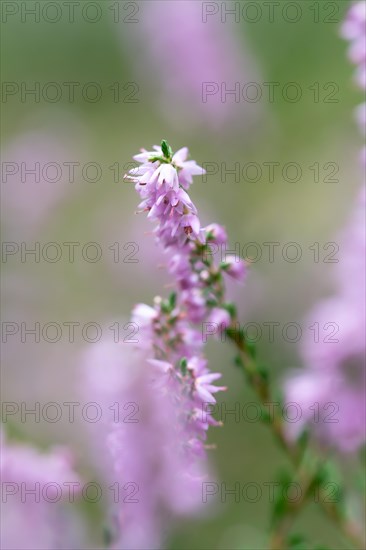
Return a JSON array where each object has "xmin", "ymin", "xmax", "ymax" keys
[
  {"xmin": 269, "ymin": 455, "xmax": 324, "ymax": 550},
  {"xmin": 226, "ymin": 324, "xmax": 365, "ymax": 550}
]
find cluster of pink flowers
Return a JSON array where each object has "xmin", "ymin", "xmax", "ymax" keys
[
  {"xmin": 97, "ymin": 142, "xmax": 246, "ymax": 547},
  {"xmin": 126, "ymin": 141, "xmax": 246, "ymax": 311},
  {"xmin": 126, "ymin": 140, "xmax": 246, "ymax": 338}
]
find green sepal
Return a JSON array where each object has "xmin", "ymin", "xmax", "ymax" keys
[
  {"xmin": 149, "ymin": 155, "xmax": 169, "ymax": 164},
  {"xmin": 179, "ymin": 357, "xmax": 188, "ymax": 376},
  {"xmin": 161, "ymin": 139, "xmax": 173, "ymax": 160},
  {"xmin": 160, "ymin": 300, "xmax": 171, "ymax": 314},
  {"xmin": 256, "ymin": 363, "xmax": 269, "ymax": 383}
]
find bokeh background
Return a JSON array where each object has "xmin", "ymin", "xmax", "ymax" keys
[{"xmin": 1, "ymin": 1, "xmax": 364, "ymax": 548}]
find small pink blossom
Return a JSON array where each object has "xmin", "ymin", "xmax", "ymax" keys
[
  {"xmin": 204, "ymin": 223, "xmax": 228, "ymax": 245},
  {"xmin": 208, "ymin": 308, "xmax": 232, "ymax": 331},
  {"xmin": 222, "ymin": 255, "xmax": 247, "ymax": 281}
]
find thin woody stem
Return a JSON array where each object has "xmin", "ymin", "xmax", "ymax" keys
[
  {"xmin": 226, "ymin": 324, "xmax": 365, "ymax": 550},
  {"xmin": 268, "ymin": 460, "xmax": 316, "ymax": 550}
]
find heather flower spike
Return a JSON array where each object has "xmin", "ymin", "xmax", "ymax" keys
[
  {"xmin": 112, "ymin": 136, "xmax": 366, "ymax": 549},
  {"xmin": 104, "ymin": 141, "xmax": 247, "ymax": 547},
  {"xmin": 126, "ymin": 139, "xmax": 247, "ymax": 322}
]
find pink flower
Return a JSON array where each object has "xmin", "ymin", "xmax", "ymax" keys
[
  {"xmin": 341, "ymin": 1, "xmax": 366, "ymax": 40},
  {"xmin": 106, "ymin": 348, "xmax": 210, "ymax": 548},
  {"xmin": 195, "ymin": 372, "xmax": 226, "ymax": 404},
  {"xmin": 1, "ymin": 431, "xmax": 84, "ymax": 550},
  {"xmin": 131, "ymin": 303, "xmax": 157, "ymax": 350},
  {"xmin": 208, "ymin": 308, "xmax": 232, "ymax": 332},
  {"xmin": 222, "ymin": 255, "xmax": 247, "ymax": 281},
  {"xmin": 117, "ymin": 1, "xmax": 261, "ymax": 130},
  {"xmin": 341, "ymin": 3, "xmax": 366, "ymax": 88},
  {"xmin": 82, "ymin": 327, "xmax": 220, "ymax": 547},
  {"xmin": 127, "ymin": 142, "xmax": 205, "ymax": 249},
  {"xmin": 1, "ymin": 130, "xmax": 81, "ymax": 239},
  {"xmin": 106, "ymin": 140, "xmax": 247, "ymax": 546},
  {"xmin": 285, "ymin": 366, "xmax": 365, "ymax": 453},
  {"xmin": 157, "ymin": 163, "xmax": 180, "ymax": 192},
  {"xmin": 285, "ymin": 191, "xmax": 366, "ymax": 453},
  {"xmin": 204, "ymin": 223, "xmax": 228, "ymax": 245}
]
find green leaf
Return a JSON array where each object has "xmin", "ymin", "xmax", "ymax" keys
[
  {"xmin": 102, "ymin": 526, "xmax": 113, "ymax": 547},
  {"xmin": 260, "ymin": 406, "xmax": 271, "ymax": 424},
  {"xmin": 256, "ymin": 363, "xmax": 269, "ymax": 382},
  {"xmin": 296, "ymin": 428, "xmax": 310, "ymax": 453},
  {"xmin": 270, "ymin": 469, "xmax": 293, "ymax": 526},
  {"xmin": 270, "ymin": 467, "xmax": 310, "ymax": 528},
  {"xmin": 287, "ymin": 533, "xmax": 308, "ymax": 549},
  {"xmin": 234, "ymin": 355, "xmax": 243, "ymax": 368},
  {"xmin": 168, "ymin": 292, "xmax": 177, "ymax": 309},
  {"xmin": 222, "ymin": 302, "xmax": 237, "ymax": 319},
  {"xmin": 271, "ymin": 494, "xmax": 288, "ymax": 526}
]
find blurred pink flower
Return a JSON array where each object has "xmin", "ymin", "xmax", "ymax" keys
[
  {"xmin": 117, "ymin": 0, "xmax": 261, "ymax": 130},
  {"xmin": 222, "ymin": 255, "xmax": 247, "ymax": 282},
  {"xmin": 81, "ymin": 339, "xmax": 210, "ymax": 550},
  {"xmin": 0, "ymin": 431, "xmax": 84, "ymax": 550},
  {"xmin": 1, "ymin": 130, "xmax": 82, "ymax": 239},
  {"xmin": 335, "ymin": 186, "xmax": 366, "ymax": 304},
  {"xmin": 80, "ymin": 336, "xmax": 142, "ymax": 483},
  {"xmin": 342, "ymin": 2, "xmax": 366, "ymax": 168},
  {"xmin": 285, "ymin": 190, "xmax": 366, "ymax": 452},
  {"xmin": 286, "ymin": 365, "xmax": 365, "ymax": 454},
  {"xmin": 341, "ymin": 1, "xmax": 366, "ymax": 89}
]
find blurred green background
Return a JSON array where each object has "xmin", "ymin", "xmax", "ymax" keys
[{"xmin": 1, "ymin": 1, "xmax": 364, "ymax": 548}]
